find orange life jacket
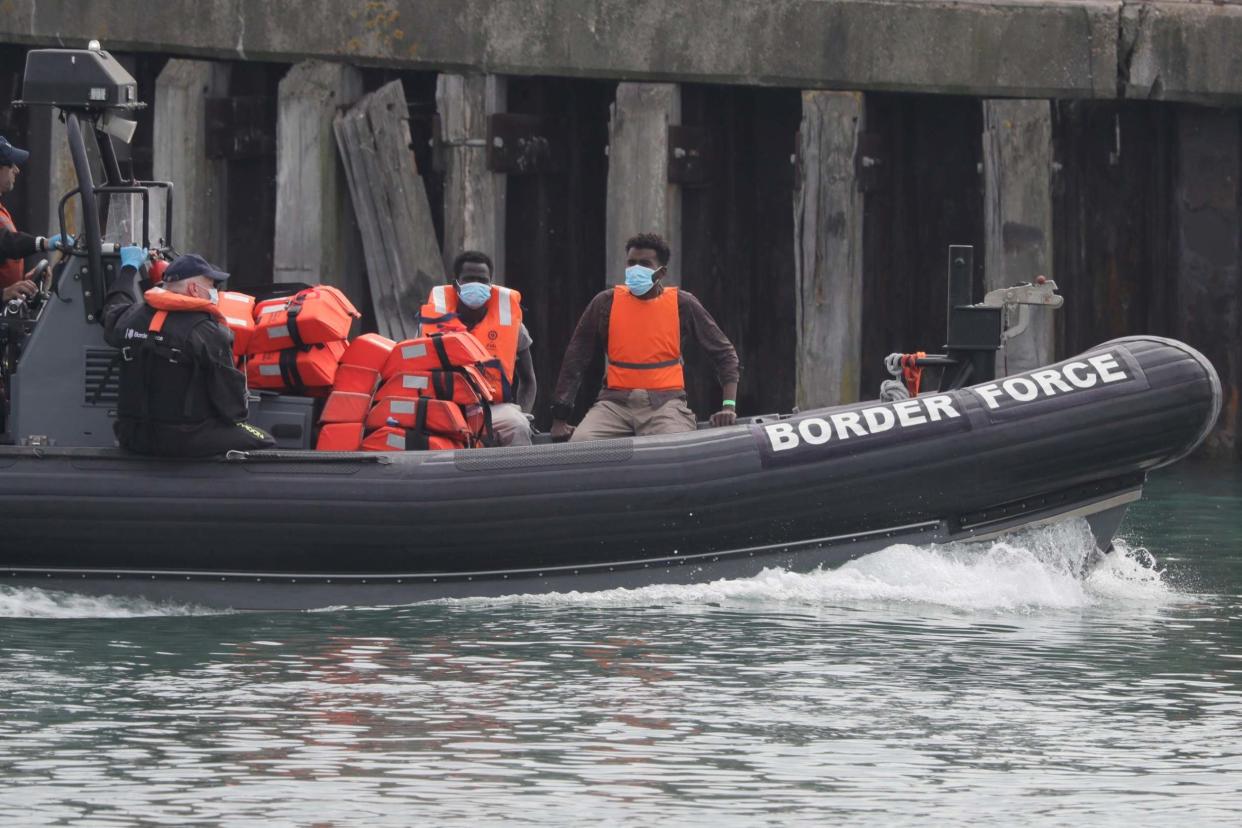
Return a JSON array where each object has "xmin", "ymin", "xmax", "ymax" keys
[
  {"xmin": 317, "ymin": 422, "xmax": 365, "ymax": 452},
  {"xmin": 320, "ymin": 391, "xmax": 372, "ymax": 424},
  {"xmin": 0, "ymin": 203, "xmax": 27, "ymax": 288},
  {"xmin": 340, "ymin": 333, "xmax": 396, "ymax": 371},
  {"xmin": 251, "ymin": 285, "xmax": 359, "ymax": 353},
  {"xmin": 332, "ymin": 363, "xmax": 380, "ymax": 396},
  {"xmin": 363, "ymin": 426, "xmax": 467, "ymax": 453},
  {"xmin": 217, "ymin": 291, "xmax": 256, "ymax": 358},
  {"xmin": 375, "ymin": 367, "xmax": 492, "ymax": 406},
  {"xmin": 366, "ymin": 396, "xmax": 472, "ymax": 436},
  {"xmin": 144, "ymin": 286, "xmax": 227, "ymax": 328},
  {"xmin": 606, "ymin": 285, "xmax": 684, "ymax": 390},
  {"xmin": 143, "ymin": 287, "xmax": 260, "ymax": 359},
  {"xmin": 418, "ymin": 284, "xmax": 522, "ymax": 402},
  {"xmin": 382, "ymin": 331, "xmax": 493, "ymax": 378},
  {"xmin": 246, "ymin": 340, "xmax": 347, "ymax": 391}
]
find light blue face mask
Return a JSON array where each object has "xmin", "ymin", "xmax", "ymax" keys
[
  {"xmin": 207, "ymin": 288, "xmax": 219, "ymax": 305},
  {"xmin": 625, "ymin": 265, "xmax": 657, "ymax": 296},
  {"xmin": 457, "ymin": 281, "xmax": 493, "ymax": 309}
]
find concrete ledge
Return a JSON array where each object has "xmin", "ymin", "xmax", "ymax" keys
[
  {"xmin": 1123, "ymin": 2, "xmax": 1242, "ymax": 104},
  {"xmin": 2, "ymin": 0, "xmax": 1120, "ymax": 99}
]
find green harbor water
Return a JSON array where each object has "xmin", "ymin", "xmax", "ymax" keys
[{"xmin": 1, "ymin": 465, "xmax": 1240, "ymax": 825}]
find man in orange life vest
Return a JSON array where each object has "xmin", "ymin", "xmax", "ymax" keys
[
  {"xmin": 550, "ymin": 232, "xmax": 739, "ymax": 442},
  {"xmin": 102, "ymin": 249, "xmax": 274, "ymax": 457},
  {"xmin": 417, "ymin": 250, "xmax": 537, "ymax": 446},
  {"xmin": 0, "ymin": 135, "xmax": 71, "ymax": 302}
]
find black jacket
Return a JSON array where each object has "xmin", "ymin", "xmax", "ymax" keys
[{"xmin": 102, "ymin": 279, "xmax": 249, "ymax": 426}]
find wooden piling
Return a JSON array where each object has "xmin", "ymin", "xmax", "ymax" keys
[
  {"xmin": 274, "ymin": 60, "xmax": 364, "ymax": 303},
  {"xmin": 334, "ymin": 80, "xmax": 442, "ymax": 341},
  {"xmin": 794, "ymin": 90, "xmax": 865, "ymax": 409},
  {"xmin": 153, "ymin": 59, "xmax": 229, "ymax": 264},
  {"xmin": 605, "ymin": 83, "xmax": 680, "ymax": 280},
  {"xmin": 982, "ymin": 99, "xmax": 1055, "ymax": 375},
  {"xmin": 436, "ymin": 74, "xmax": 507, "ymax": 280},
  {"xmin": 1174, "ymin": 105, "xmax": 1240, "ymax": 458}
]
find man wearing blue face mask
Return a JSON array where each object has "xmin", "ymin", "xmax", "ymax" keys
[
  {"xmin": 417, "ymin": 250, "xmax": 537, "ymax": 446},
  {"xmin": 550, "ymin": 233, "xmax": 739, "ymax": 442}
]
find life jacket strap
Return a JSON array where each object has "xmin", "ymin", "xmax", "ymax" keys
[{"xmin": 608, "ymin": 357, "xmax": 683, "ymax": 370}]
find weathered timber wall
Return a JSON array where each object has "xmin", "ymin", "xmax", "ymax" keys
[
  {"xmin": 860, "ymin": 94, "xmax": 986, "ymax": 399},
  {"xmin": 503, "ymin": 78, "xmax": 614, "ymax": 429}
]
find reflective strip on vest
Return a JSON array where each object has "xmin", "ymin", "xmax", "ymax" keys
[
  {"xmin": 258, "ymin": 364, "xmax": 282, "ymax": 376},
  {"xmin": 497, "ymin": 287, "xmax": 513, "ymax": 326},
  {"xmin": 431, "ymin": 285, "xmax": 448, "ymax": 315},
  {"xmin": 402, "ymin": 342, "xmax": 428, "ymax": 360},
  {"xmin": 260, "ymin": 303, "xmax": 288, "ymax": 315},
  {"xmin": 386, "ymin": 433, "xmax": 404, "ymax": 450},
  {"xmin": 390, "ymin": 399, "xmax": 416, "ymax": 415},
  {"xmin": 268, "ymin": 325, "xmax": 288, "ymax": 339},
  {"xmin": 402, "ymin": 375, "xmax": 429, "ymax": 390}
]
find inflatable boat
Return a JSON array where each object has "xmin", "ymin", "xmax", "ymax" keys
[{"xmin": 0, "ymin": 46, "xmax": 1222, "ymax": 609}]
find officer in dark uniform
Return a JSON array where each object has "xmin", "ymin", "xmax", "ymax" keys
[
  {"xmin": 0, "ymin": 135, "xmax": 71, "ymax": 301},
  {"xmin": 102, "ymin": 249, "xmax": 274, "ymax": 457}
]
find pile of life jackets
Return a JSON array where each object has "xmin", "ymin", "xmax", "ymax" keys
[
  {"xmin": 241, "ymin": 286, "xmax": 360, "ymax": 395},
  {"xmin": 316, "ymin": 330, "xmax": 497, "ymax": 452}
]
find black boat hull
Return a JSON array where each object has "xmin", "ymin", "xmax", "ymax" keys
[{"xmin": 0, "ymin": 336, "xmax": 1220, "ymax": 609}]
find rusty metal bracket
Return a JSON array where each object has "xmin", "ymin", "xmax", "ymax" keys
[
  {"xmin": 668, "ymin": 125, "xmax": 710, "ymax": 188},
  {"xmin": 205, "ymin": 96, "xmax": 275, "ymax": 160},
  {"xmin": 487, "ymin": 113, "xmax": 563, "ymax": 175}
]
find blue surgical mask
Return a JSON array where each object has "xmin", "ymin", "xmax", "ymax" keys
[
  {"xmin": 207, "ymin": 288, "xmax": 219, "ymax": 305},
  {"xmin": 457, "ymin": 281, "xmax": 492, "ymax": 309},
  {"xmin": 625, "ymin": 265, "xmax": 657, "ymax": 296}
]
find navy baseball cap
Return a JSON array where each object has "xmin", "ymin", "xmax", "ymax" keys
[
  {"xmin": 163, "ymin": 253, "xmax": 229, "ymax": 283},
  {"xmin": 0, "ymin": 136, "xmax": 29, "ymax": 167}
]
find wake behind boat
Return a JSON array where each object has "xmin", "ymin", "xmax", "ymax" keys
[{"xmin": 0, "ymin": 46, "xmax": 1222, "ymax": 610}]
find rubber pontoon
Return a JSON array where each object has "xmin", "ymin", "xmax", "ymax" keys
[{"xmin": 0, "ymin": 335, "xmax": 1220, "ymax": 609}]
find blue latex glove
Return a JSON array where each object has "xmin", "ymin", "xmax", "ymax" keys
[
  {"xmin": 46, "ymin": 233, "xmax": 75, "ymax": 251},
  {"xmin": 119, "ymin": 245, "xmax": 147, "ymax": 272}
]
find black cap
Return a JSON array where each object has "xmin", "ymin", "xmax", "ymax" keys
[
  {"xmin": 162, "ymin": 253, "xmax": 229, "ymax": 283},
  {"xmin": 0, "ymin": 136, "xmax": 29, "ymax": 167}
]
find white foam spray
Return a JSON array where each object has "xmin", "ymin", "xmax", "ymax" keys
[
  {"xmin": 0, "ymin": 519, "xmax": 1172, "ymax": 618},
  {"xmin": 445, "ymin": 519, "xmax": 1173, "ymax": 613},
  {"xmin": 0, "ymin": 585, "xmax": 220, "ymax": 619}
]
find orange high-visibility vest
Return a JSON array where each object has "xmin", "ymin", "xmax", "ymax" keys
[
  {"xmin": 0, "ymin": 203, "xmax": 26, "ymax": 288},
  {"xmin": 606, "ymin": 285, "xmax": 684, "ymax": 390},
  {"xmin": 419, "ymin": 284, "xmax": 522, "ymax": 403}
]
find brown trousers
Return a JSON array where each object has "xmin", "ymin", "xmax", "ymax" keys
[{"xmin": 569, "ymin": 390, "xmax": 697, "ymax": 442}]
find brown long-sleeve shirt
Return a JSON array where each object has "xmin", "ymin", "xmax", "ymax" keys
[{"xmin": 552, "ymin": 286, "xmax": 740, "ymax": 415}]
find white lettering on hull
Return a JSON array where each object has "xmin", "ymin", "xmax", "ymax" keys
[
  {"xmin": 764, "ymin": 394, "xmax": 960, "ymax": 453},
  {"xmin": 970, "ymin": 351, "xmax": 1129, "ymax": 410}
]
